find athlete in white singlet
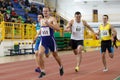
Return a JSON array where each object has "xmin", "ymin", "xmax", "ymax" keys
[{"xmin": 65, "ymin": 11, "xmax": 95, "ymax": 72}]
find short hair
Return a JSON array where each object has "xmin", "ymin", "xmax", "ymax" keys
[
  {"xmin": 38, "ymin": 13, "xmax": 43, "ymax": 17},
  {"xmin": 43, "ymin": 6, "xmax": 51, "ymax": 12},
  {"xmin": 75, "ymin": 11, "xmax": 81, "ymax": 15},
  {"xmin": 103, "ymin": 14, "xmax": 109, "ymax": 19}
]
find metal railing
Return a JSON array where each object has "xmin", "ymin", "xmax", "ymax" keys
[
  {"xmin": 0, "ymin": 21, "xmax": 36, "ymax": 40},
  {"xmin": 0, "ymin": 14, "xmax": 4, "ymax": 23}
]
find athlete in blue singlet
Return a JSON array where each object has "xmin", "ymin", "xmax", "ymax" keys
[
  {"xmin": 38, "ymin": 7, "xmax": 64, "ymax": 78},
  {"xmin": 33, "ymin": 14, "xmax": 43, "ymax": 73},
  {"xmin": 40, "ymin": 26, "xmax": 57, "ymax": 52}
]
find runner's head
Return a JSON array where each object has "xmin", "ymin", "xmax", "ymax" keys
[
  {"xmin": 38, "ymin": 13, "xmax": 43, "ymax": 22},
  {"xmin": 42, "ymin": 7, "xmax": 51, "ymax": 17},
  {"xmin": 74, "ymin": 11, "xmax": 81, "ymax": 22},
  {"xmin": 103, "ymin": 14, "xmax": 109, "ymax": 23}
]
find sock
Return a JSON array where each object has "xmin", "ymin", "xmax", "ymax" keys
[{"xmin": 41, "ymin": 70, "xmax": 45, "ymax": 72}]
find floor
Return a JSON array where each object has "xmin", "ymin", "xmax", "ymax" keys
[
  {"xmin": 0, "ymin": 54, "xmax": 35, "ymax": 64},
  {"xmin": 0, "ymin": 48, "xmax": 120, "ymax": 80},
  {"xmin": 0, "ymin": 47, "xmax": 96, "ymax": 64}
]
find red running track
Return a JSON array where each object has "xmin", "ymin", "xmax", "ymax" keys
[{"xmin": 0, "ymin": 48, "xmax": 120, "ymax": 80}]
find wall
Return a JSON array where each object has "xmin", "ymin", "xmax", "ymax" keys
[
  {"xmin": 43, "ymin": 0, "xmax": 120, "ymax": 38},
  {"xmin": 29, "ymin": 0, "xmax": 44, "ymax": 4},
  {"xmin": 57, "ymin": 0, "xmax": 120, "ymax": 22},
  {"xmin": 45, "ymin": 0, "xmax": 57, "ymax": 11}
]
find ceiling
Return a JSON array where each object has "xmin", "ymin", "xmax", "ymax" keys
[
  {"xmin": 74, "ymin": 0, "xmax": 120, "ymax": 4},
  {"xmin": 74, "ymin": 0, "xmax": 120, "ymax": 5},
  {"xmin": 74, "ymin": 0, "xmax": 120, "ymax": 2}
]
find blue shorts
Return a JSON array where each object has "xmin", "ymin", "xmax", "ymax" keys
[
  {"xmin": 40, "ymin": 36, "xmax": 57, "ymax": 53},
  {"xmin": 34, "ymin": 37, "xmax": 41, "ymax": 51},
  {"xmin": 100, "ymin": 47, "xmax": 114, "ymax": 54},
  {"xmin": 100, "ymin": 40, "xmax": 114, "ymax": 54},
  {"xmin": 34, "ymin": 37, "xmax": 49, "ymax": 54}
]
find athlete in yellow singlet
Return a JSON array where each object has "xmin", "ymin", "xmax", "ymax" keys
[{"xmin": 97, "ymin": 15, "xmax": 117, "ymax": 72}]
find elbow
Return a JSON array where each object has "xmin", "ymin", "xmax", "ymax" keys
[
  {"xmin": 56, "ymin": 26, "xmax": 60, "ymax": 31},
  {"xmin": 56, "ymin": 27, "xmax": 60, "ymax": 31}
]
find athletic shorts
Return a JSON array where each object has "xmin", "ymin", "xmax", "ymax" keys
[
  {"xmin": 101, "ymin": 40, "xmax": 114, "ymax": 53},
  {"xmin": 34, "ymin": 37, "xmax": 41, "ymax": 51},
  {"xmin": 40, "ymin": 36, "xmax": 57, "ymax": 53},
  {"xmin": 70, "ymin": 39, "xmax": 84, "ymax": 50},
  {"xmin": 34, "ymin": 37, "xmax": 49, "ymax": 54}
]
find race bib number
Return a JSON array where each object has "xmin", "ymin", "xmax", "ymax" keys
[
  {"xmin": 101, "ymin": 30, "xmax": 109, "ymax": 37},
  {"xmin": 41, "ymin": 27, "xmax": 50, "ymax": 36},
  {"xmin": 76, "ymin": 27, "xmax": 81, "ymax": 31},
  {"xmin": 76, "ymin": 25, "xmax": 82, "ymax": 32}
]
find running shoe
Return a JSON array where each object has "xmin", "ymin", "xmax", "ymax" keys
[
  {"xmin": 38, "ymin": 72, "xmax": 46, "ymax": 78},
  {"xmin": 103, "ymin": 68, "xmax": 108, "ymax": 72},
  {"xmin": 59, "ymin": 66, "xmax": 64, "ymax": 76},
  {"xmin": 35, "ymin": 67, "xmax": 41, "ymax": 73},
  {"xmin": 75, "ymin": 66, "xmax": 79, "ymax": 72}
]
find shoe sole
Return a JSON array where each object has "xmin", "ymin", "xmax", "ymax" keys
[
  {"xmin": 38, "ymin": 72, "xmax": 46, "ymax": 78},
  {"xmin": 75, "ymin": 69, "xmax": 79, "ymax": 72},
  {"xmin": 103, "ymin": 69, "xmax": 108, "ymax": 72},
  {"xmin": 39, "ymin": 75, "xmax": 46, "ymax": 78},
  {"xmin": 35, "ymin": 71, "xmax": 41, "ymax": 73}
]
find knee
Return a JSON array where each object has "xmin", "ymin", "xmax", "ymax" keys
[
  {"xmin": 102, "ymin": 53, "xmax": 105, "ymax": 58},
  {"xmin": 109, "ymin": 53, "xmax": 114, "ymax": 58},
  {"xmin": 73, "ymin": 50, "xmax": 77, "ymax": 55},
  {"xmin": 45, "ymin": 54, "xmax": 49, "ymax": 58},
  {"xmin": 52, "ymin": 52, "xmax": 58, "ymax": 57},
  {"xmin": 38, "ymin": 51, "xmax": 44, "ymax": 58},
  {"xmin": 77, "ymin": 46, "xmax": 82, "ymax": 52},
  {"xmin": 110, "ymin": 56, "xmax": 113, "ymax": 58},
  {"xmin": 35, "ymin": 51, "xmax": 39, "ymax": 57}
]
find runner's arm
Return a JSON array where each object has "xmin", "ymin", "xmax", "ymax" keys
[
  {"xmin": 46, "ymin": 17, "xmax": 60, "ymax": 31},
  {"xmin": 64, "ymin": 20, "xmax": 73, "ymax": 32},
  {"xmin": 83, "ymin": 20, "xmax": 95, "ymax": 33}
]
